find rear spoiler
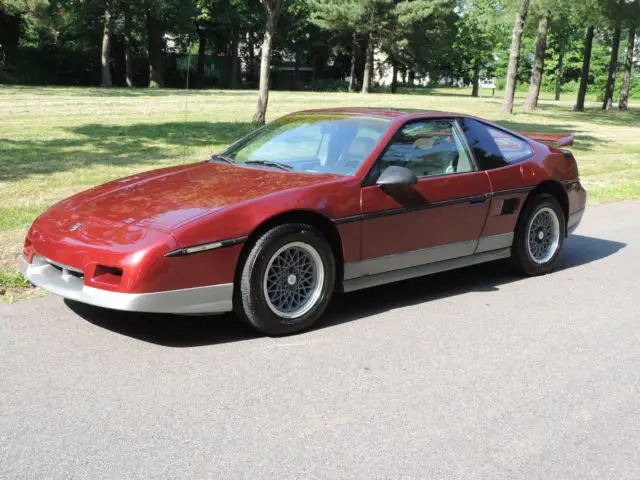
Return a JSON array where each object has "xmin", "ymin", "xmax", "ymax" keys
[{"xmin": 520, "ymin": 131, "xmax": 574, "ymax": 147}]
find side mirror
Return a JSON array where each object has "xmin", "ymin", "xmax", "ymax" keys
[{"xmin": 376, "ymin": 165, "xmax": 418, "ymax": 187}]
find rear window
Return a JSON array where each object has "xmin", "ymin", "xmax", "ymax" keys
[{"xmin": 488, "ymin": 128, "xmax": 533, "ymax": 163}]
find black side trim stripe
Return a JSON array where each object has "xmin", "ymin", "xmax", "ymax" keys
[
  {"xmin": 334, "ymin": 194, "xmax": 482, "ymax": 225},
  {"xmin": 490, "ymin": 186, "xmax": 536, "ymax": 197},
  {"xmin": 334, "ymin": 186, "xmax": 535, "ymax": 225},
  {"xmin": 165, "ymin": 236, "xmax": 248, "ymax": 258}
]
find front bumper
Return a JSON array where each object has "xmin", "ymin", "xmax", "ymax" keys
[{"xmin": 20, "ymin": 256, "xmax": 233, "ymax": 315}]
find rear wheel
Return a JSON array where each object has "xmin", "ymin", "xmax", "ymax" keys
[
  {"xmin": 511, "ymin": 194, "xmax": 565, "ymax": 276},
  {"xmin": 235, "ymin": 224, "xmax": 335, "ymax": 336}
]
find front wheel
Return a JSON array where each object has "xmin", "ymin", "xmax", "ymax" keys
[
  {"xmin": 511, "ymin": 193, "xmax": 565, "ymax": 276},
  {"xmin": 235, "ymin": 224, "xmax": 335, "ymax": 336}
]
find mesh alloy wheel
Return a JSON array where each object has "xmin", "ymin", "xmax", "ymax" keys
[
  {"xmin": 236, "ymin": 224, "xmax": 336, "ymax": 336},
  {"xmin": 511, "ymin": 193, "xmax": 566, "ymax": 277},
  {"xmin": 262, "ymin": 242, "xmax": 325, "ymax": 319},
  {"xmin": 526, "ymin": 206, "xmax": 561, "ymax": 264}
]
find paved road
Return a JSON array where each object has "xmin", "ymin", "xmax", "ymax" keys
[{"xmin": 1, "ymin": 201, "xmax": 639, "ymax": 480}]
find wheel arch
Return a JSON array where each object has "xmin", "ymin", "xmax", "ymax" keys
[
  {"xmin": 234, "ymin": 210, "xmax": 345, "ymax": 288},
  {"xmin": 524, "ymin": 180, "xmax": 569, "ymax": 233}
]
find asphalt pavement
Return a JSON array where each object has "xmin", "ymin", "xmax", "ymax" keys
[{"xmin": 1, "ymin": 200, "xmax": 639, "ymax": 479}]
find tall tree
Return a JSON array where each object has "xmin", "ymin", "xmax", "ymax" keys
[
  {"xmin": 229, "ymin": 30, "xmax": 240, "ymax": 88},
  {"xmin": 575, "ymin": 25, "xmax": 595, "ymax": 111},
  {"xmin": 572, "ymin": 0, "xmax": 608, "ymax": 110},
  {"xmin": 602, "ymin": 0, "xmax": 624, "ymax": 109},
  {"xmin": 0, "ymin": 0, "xmax": 48, "ymax": 67},
  {"xmin": 618, "ymin": 24, "xmax": 636, "ymax": 109},
  {"xmin": 454, "ymin": 0, "xmax": 505, "ymax": 97},
  {"xmin": 309, "ymin": 0, "xmax": 396, "ymax": 94},
  {"xmin": 229, "ymin": 0, "xmax": 263, "ymax": 89},
  {"xmin": 390, "ymin": 55, "xmax": 399, "ymax": 93},
  {"xmin": 100, "ymin": 1, "xmax": 113, "ymax": 86},
  {"xmin": 194, "ymin": 0, "xmax": 210, "ymax": 89},
  {"xmin": 277, "ymin": 0, "xmax": 334, "ymax": 91},
  {"xmin": 252, "ymin": 0, "xmax": 286, "ymax": 125},
  {"xmin": 122, "ymin": 1, "xmax": 134, "ymax": 87},
  {"xmin": 546, "ymin": 15, "xmax": 579, "ymax": 101},
  {"xmin": 309, "ymin": 0, "xmax": 370, "ymax": 90},
  {"xmin": 384, "ymin": 0, "xmax": 455, "ymax": 93},
  {"xmin": 361, "ymin": 32, "xmax": 373, "ymax": 93},
  {"xmin": 523, "ymin": 8, "xmax": 550, "ymax": 110},
  {"xmin": 195, "ymin": 27, "xmax": 207, "ymax": 88},
  {"xmin": 619, "ymin": 0, "xmax": 639, "ymax": 110},
  {"xmin": 348, "ymin": 32, "xmax": 358, "ymax": 92},
  {"xmin": 141, "ymin": 0, "xmax": 196, "ymax": 88},
  {"xmin": 553, "ymin": 44, "xmax": 564, "ymax": 100},
  {"xmin": 146, "ymin": 2, "xmax": 165, "ymax": 88},
  {"xmin": 502, "ymin": 0, "xmax": 531, "ymax": 114}
]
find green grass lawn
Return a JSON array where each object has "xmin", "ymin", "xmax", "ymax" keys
[{"xmin": 1, "ymin": 85, "xmax": 639, "ymax": 300}]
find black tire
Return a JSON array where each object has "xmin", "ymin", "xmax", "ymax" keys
[
  {"xmin": 235, "ymin": 224, "xmax": 336, "ymax": 336},
  {"xmin": 511, "ymin": 193, "xmax": 566, "ymax": 276}
]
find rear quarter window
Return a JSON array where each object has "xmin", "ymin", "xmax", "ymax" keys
[{"xmin": 488, "ymin": 128, "xmax": 533, "ymax": 163}]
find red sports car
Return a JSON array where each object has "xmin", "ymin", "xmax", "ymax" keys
[{"xmin": 20, "ymin": 108, "xmax": 586, "ymax": 335}]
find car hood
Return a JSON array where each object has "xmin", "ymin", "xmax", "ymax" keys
[{"xmin": 38, "ymin": 162, "xmax": 340, "ymax": 234}]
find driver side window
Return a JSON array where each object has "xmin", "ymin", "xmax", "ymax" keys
[{"xmin": 376, "ymin": 120, "xmax": 475, "ymax": 180}]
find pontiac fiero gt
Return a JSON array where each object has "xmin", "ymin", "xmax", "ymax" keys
[{"xmin": 20, "ymin": 108, "xmax": 586, "ymax": 335}]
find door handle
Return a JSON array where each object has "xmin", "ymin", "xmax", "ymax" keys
[{"xmin": 469, "ymin": 194, "xmax": 487, "ymax": 205}]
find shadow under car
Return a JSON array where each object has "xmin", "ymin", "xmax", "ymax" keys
[{"xmin": 66, "ymin": 234, "xmax": 625, "ymax": 347}]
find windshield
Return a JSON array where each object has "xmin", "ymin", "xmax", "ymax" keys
[{"xmin": 221, "ymin": 113, "xmax": 393, "ymax": 176}]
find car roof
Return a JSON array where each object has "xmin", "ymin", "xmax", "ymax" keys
[{"xmin": 295, "ymin": 107, "xmax": 462, "ymax": 119}]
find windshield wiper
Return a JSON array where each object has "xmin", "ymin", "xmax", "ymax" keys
[
  {"xmin": 244, "ymin": 160, "xmax": 294, "ymax": 172},
  {"xmin": 208, "ymin": 154, "xmax": 235, "ymax": 164}
]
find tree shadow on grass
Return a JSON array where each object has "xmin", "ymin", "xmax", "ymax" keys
[
  {"xmin": 576, "ymin": 108, "xmax": 640, "ymax": 127},
  {"xmin": 0, "ymin": 121, "xmax": 255, "ymax": 182},
  {"xmin": 533, "ymin": 104, "xmax": 640, "ymax": 127},
  {"xmin": 67, "ymin": 234, "xmax": 625, "ymax": 348},
  {"xmin": 392, "ymin": 87, "xmax": 639, "ymax": 133},
  {"xmin": 375, "ymin": 87, "xmax": 476, "ymax": 99},
  {"xmin": 72, "ymin": 121, "xmax": 255, "ymax": 148},
  {"xmin": 0, "ymin": 111, "xmax": 610, "ymax": 185}
]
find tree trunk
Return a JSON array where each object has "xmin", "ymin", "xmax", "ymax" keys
[
  {"xmin": 602, "ymin": 5, "xmax": 623, "ymax": 110},
  {"xmin": 502, "ymin": 0, "xmax": 531, "ymax": 114},
  {"xmin": 247, "ymin": 34, "xmax": 256, "ymax": 87},
  {"xmin": 471, "ymin": 57, "xmax": 481, "ymax": 97},
  {"xmin": 361, "ymin": 33, "xmax": 373, "ymax": 94},
  {"xmin": 619, "ymin": 24, "xmax": 636, "ymax": 110},
  {"xmin": 146, "ymin": 8, "xmax": 165, "ymax": 88},
  {"xmin": 293, "ymin": 51, "xmax": 300, "ymax": 90},
  {"xmin": 555, "ymin": 49, "xmax": 564, "ymax": 101},
  {"xmin": 252, "ymin": 16, "xmax": 275, "ymax": 125},
  {"xmin": 230, "ymin": 32, "xmax": 240, "ymax": 89},
  {"xmin": 391, "ymin": 58, "xmax": 398, "ymax": 94},
  {"xmin": 574, "ymin": 26, "xmax": 594, "ymax": 112},
  {"xmin": 312, "ymin": 54, "xmax": 322, "ymax": 89},
  {"xmin": 124, "ymin": 5, "xmax": 134, "ymax": 88},
  {"xmin": 101, "ymin": 6, "xmax": 112, "ymax": 87},
  {"xmin": 196, "ymin": 28, "xmax": 207, "ymax": 89},
  {"xmin": 348, "ymin": 32, "xmax": 357, "ymax": 92},
  {"xmin": 524, "ymin": 10, "xmax": 550, "ymax": 111}
]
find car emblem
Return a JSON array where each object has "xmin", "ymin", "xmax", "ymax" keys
[{"xmin": 69, "ymin": 223, "xmax": 82, "ymax": 232}]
